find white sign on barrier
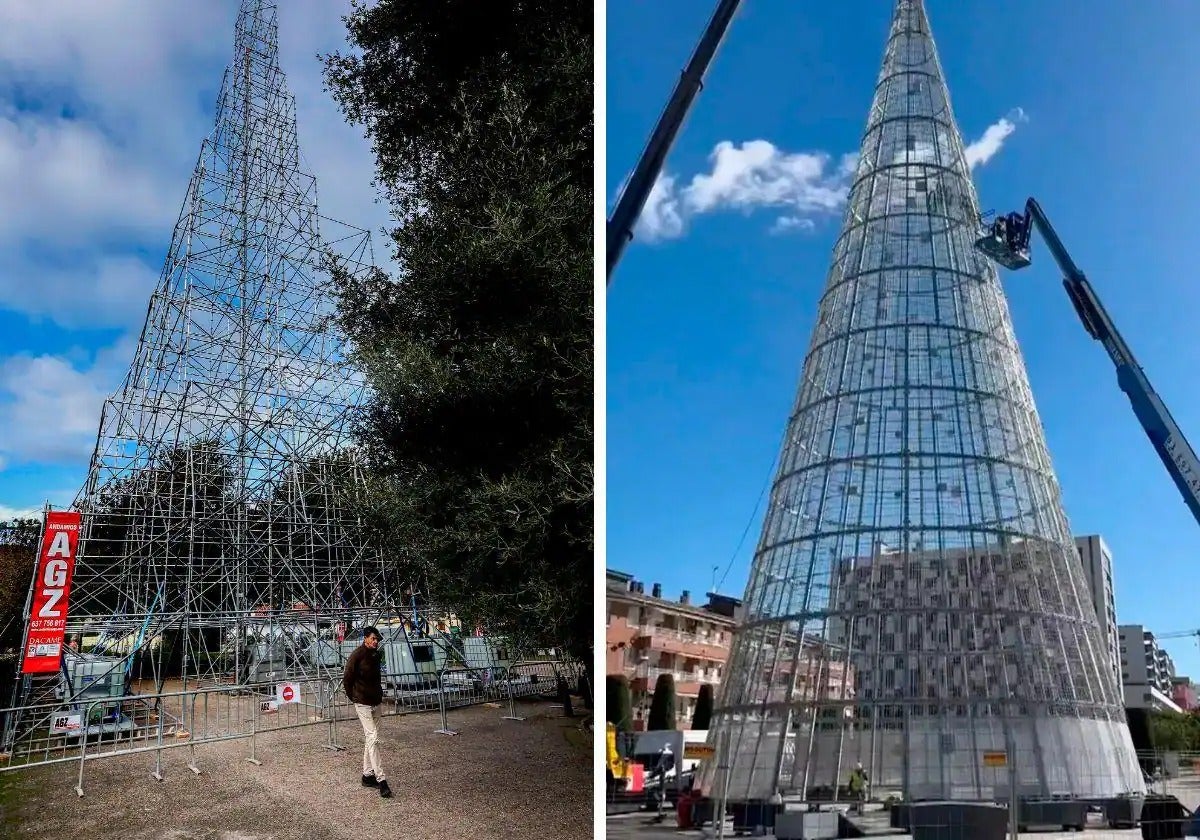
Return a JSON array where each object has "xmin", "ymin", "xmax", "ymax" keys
[
  {"xmin": 50, "ymin": 712, "xmax": 82, "ymax": 734},
  {"xmin": 259, "ymin": 700, "xmax": 279, "ymax": 714},
  {"xmin": 276, "ymin": 682, "xmax": 300, "ymax": 705}
]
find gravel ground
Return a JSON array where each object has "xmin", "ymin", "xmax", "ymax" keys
[{"xmin": 0, "ymin": 700, "xmax": 591, "ymax": 840}]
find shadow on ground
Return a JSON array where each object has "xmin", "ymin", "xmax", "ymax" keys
[{"xmin": 1, "ymin": 701, "xmax": 591, "ymax": 840}]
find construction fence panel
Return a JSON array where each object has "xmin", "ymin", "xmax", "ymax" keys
[
  {"xmin": 0, "ymin": 650, "xmax": 584, "ymax": 794},
  {"xmin": 0, "ymin": 695, "xmax": 108, "ymax": 772},
  {"xmin": 74, "ymin": 683, "xmax": 249, "ymax": 793}
]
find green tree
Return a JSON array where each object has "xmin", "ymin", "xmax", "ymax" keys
[
  {"xmin": 322, "ymin": 3, "xmax": 592, "ymax": 669},
  {"xmin": 259, "ymin": 450, "xmax": 376, "ymax": 609},
  {"xmin": 649, "ymin": 673, "xmax": 677, "ymax": 731},
  {"xmin": 82, "ymin": 440, "xmax": 236, "ymax": 618},
  {"xmin": 1149, "ymin": 710, "xmax": 1200, "ymax": 751},
  {"xmin": 0, "ymin": 518, "xmax": 40, "ymax": 550},
  {"xmin": 607, "ymin": 675, "xmax": 633, "ymax": 732},
  {"xmin": 0, "ymin": 518, "xmax": 41, "ymax": 654},
  {"xmin": 693, "ymin": 683, "xmax": 714, "ymax": 730}
]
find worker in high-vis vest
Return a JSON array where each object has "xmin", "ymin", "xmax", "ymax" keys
[{"xmin": 848, "ymin": 762, "xmax": 869, "ymax": 813}]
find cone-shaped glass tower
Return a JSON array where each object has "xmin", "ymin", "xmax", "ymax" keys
[{"xmin": 701, "ymin": 0, "xmax": 1143, "ymax": 803}]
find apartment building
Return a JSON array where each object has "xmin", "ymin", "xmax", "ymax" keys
[
  {"xmin": 1172, "ymin": 677, "xmax": 1198, "ymax": 712},
  {"xmin": 606, "ymin": 569, "xmax": 858, "ymax": 729},
  {"xmin": 1075, "ymin": 535, "xmax": 1120, "ymax": 681},
  {"xmin": 826, "ymin": 538, "xmax": 1127, "ymax": 717},
  {"xmin": 1118, "ymin": 625, "xmax": 1181, "ymax": 712},
  {"xmin": 605, "ymin": 569, "xmax": 737, "ymax": 728}
]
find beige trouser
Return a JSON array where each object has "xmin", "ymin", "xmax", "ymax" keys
[{"xmin": 354, "ymin": 703, "xmax": 385, "ymax": 781}]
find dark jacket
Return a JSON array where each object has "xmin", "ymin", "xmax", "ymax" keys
[{"xmin": 343, "ymin": 645, "xmax": 384, "ymax": 706}]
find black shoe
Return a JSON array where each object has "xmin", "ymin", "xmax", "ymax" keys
[
  {"xmin": 362, "ymin": 773, "xmax": 379, "ymax": 788},
  {"xmin": 378, "ymin": 779, "xmax": 392, "ymax": 799}
]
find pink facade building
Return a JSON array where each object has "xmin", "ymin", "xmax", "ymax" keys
[{"xmin": 1171, "ymin": 678, "xmax": 1197, "ymax": 712}]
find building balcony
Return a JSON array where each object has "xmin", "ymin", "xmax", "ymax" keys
[
  {"xmin": 767, "ymin": 661, "xmax": 853, "ymax": 683},
  {"xmin": 760, "ymin": 687, "xmax": 857, "ymax": 706},
  {"xmin": 606, "ymin": 616, "xmax": 641, "ymax": 648},
  {"xmin": 630, "ymin": 667, "xmax": 722, "ymax": 697},
  {"xmin": 633, "ymin": 627, "xmax": 729, "ymax": 661}
]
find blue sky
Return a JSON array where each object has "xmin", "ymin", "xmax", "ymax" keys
[
  {"xmin": 607, "ymin": 0, "xmax": 1200, "ymax": 678},
  {"xmin": 0, "ymin": 3, "xmax": 387, "ymax": 523}
]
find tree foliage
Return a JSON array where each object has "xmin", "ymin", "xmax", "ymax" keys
[
  {"xmin": 649, "ymin": 674, "xmax": 677, "ymax": 731},
  {"xmin": 0, "ymin": 518, "xmax": 41, "ymax": 653},
  {"xmin": 84, "ymin": 442, "xmax": 370, "ymax": 615},
  {"xmin": 1149, "ymin": 709, "xmax": 1200, "ymax": 751},
  {"xmin": 607, "ymin": 675, "xmax": 633, "ymax": 732},
  {"xmin": 322, "ymin": 2, "xmax": 592, "ymax": 662},
  {"xmin": 0, "ymin": 518, "xmax": 40, "ymax": 550},
  {"xmin": 81, "ymin": 440, "xmax": 237, "ymax": 615}
]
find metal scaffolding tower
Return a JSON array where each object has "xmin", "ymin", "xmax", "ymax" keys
[
  {"xmin": 15, "ymin": 0, "xmax": 388, "ymax": 702},
  {"xmin": 701, "ymin": 0, "xmax": 1143, "ymax": 805}
]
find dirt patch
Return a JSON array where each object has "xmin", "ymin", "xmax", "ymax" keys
[{"xmin": 1, "ymin": 701, "xmax": 591, "ymax": 840}]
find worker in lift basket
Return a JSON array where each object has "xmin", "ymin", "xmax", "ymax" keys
[
  {"xmin": 343, "ymin": 626, "xmax": 391, "ymax": 799},
  {"xmin": 848, "ymin": 762, "xmax": 869, "ymax": 814}
]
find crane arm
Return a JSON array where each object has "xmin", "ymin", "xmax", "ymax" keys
[
  {"xmin": 1156, "ymin": 629, "xmax": 1200, "ymax": 640},
  {"xmin": 976, "ymin": 198, "xmax": 1200, "ymax": 529},
  {"xmin": 605, "ymin": 0, "xmax": 743, "ymax": 284}
]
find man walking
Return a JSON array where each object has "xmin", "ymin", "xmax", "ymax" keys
[{"xmin": 343, "ymin": 626, "xmax": 391, "ymax": 798}]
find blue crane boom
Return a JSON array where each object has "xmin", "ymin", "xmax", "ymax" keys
[
  {"xmin": 605, "ymin": 0, "xmax": 743, "ymax": 285},
  {"xmin": 975, "ymin": 197, "xmax": 1200, "ymax": 529}
]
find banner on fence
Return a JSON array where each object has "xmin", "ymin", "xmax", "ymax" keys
[
  {"xmin": 260, "ymin": 699, "xmax": 279, "ymax": 714},
  {"xmin": 276, "ymin": 682, "xmax": 300, "ymax": 705},
  {"xmin": 22, "ymin": 510, "xmax": 82, "ymax": 674},
  {"xmin": 49, "ymin": 712, "xmax": 82, "ymax": 735}
]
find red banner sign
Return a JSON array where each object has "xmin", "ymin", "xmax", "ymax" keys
[{"xmin": 21, "ymin": 511, "xmax": 82, "ymax": 674}]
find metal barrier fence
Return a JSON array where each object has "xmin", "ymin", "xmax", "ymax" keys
[
  {"xmin": 672, "ymin": 797, "xmax": 1200, "ymax": 839},
  {"xmin": 0, "ymin": 655, "xmax": 586, "ymax": 797},
  {"xmin": 609, "ymin": 747, "xmax": 1200, "ymax": 835}
]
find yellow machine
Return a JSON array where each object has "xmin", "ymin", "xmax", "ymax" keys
[{"xmin": 607, "ymin": 722, "xmax": 642, "ymax": 792}]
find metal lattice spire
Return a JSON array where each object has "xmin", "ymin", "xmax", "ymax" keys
[
  {"xmin": 701, "ymin": 0, "xmax": 1143, "ymax": 804},
  {"xmin": 20, "ymin": 0, "xmax": 382, "ymax": 693}
]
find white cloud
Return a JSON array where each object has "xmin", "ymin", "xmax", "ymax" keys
[
  {"xmin": 635, "ymin": 111, "xmax": 1023, "ymax": 241},
  {"xmin": 0, "ymin": 504, "xmax": 38, "ymax": 521},
  {"xmin": 685, "ymin": 141, "xmax": 849, "ymax": 215},
  {"xmin": 636, "ymin": 141, "xmax": 855, "ymax": 241},
  {"xmin": 636, "ymin": 174, "xmax": 685, "ymax": 241},
  {"xmin": 0, "ymin": 336, "xmax": 136, "ymax": 468},
  {"xmin": 0, "ymin": 253, "xmax": 160, "ymax": 330},
  {"xmin": 964, "ymin": 108, "xmax": 1027, "ymax": 170},
  {"xmin": 0, "ymin": 109, "xmax": 182, "ymax": 248},
  {"xmin": 770, "ymin": 216, "xmax": 816, "ymax": 235},
  {"xmin": 0, "ymin": 1, "xmax": 392, "ymax": 501},
  {"xmin": 0, "ymin": 1, "xmax": 389, "ymax": 323}
]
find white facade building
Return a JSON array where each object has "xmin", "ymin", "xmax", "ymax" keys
[
  {"xmin": 1074, "ymin": 535, "xmax": 1120, "ymax": 682},
  {"xmin": 1117, "ymin": 624, "xmax": 1181, "ymax": 712}
]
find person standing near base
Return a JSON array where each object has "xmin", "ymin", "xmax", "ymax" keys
[
  {"xmin": 848, "ymin": 761, "xmax": 869, "ymax": 814},
  {"xmin": 343, "ymin": 626, "xmax": 391, "ymax": 798}
]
